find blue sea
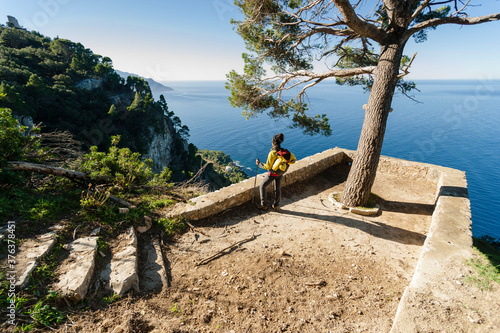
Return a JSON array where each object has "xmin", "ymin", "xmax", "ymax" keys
[{"xmin": 156, "ymin": 79, "xmax": 500, "ymax": 240}]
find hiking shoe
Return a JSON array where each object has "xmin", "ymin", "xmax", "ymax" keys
[
  {"xmin": 256, "ymin": 204, "xmax": 270, "ymax": 210},
  {"xmin": 272, "ymin": 204, "xmax": 280, "ymax": 212}
]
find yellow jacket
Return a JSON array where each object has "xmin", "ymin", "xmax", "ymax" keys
[{"xmin": 260, "ymin": 148, "xmax": 296, "ymax": 174}]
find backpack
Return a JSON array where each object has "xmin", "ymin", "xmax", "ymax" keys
[{"xmin": 272, "ymin": 149, "xmax": 292, "ymax": 175}]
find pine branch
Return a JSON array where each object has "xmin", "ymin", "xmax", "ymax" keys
[
  {"xmin": 333, "ymin": 0, "xmax": 388, "ymax": 44},
  {"xmin": 410, "ymin": 0, "xmax": 432, "ymax": 23},
  {"xmin": 406, "ymin": 12, "xmax": 500, "ymax": 39}
]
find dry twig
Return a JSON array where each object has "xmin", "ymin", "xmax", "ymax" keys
[
  {"xmin": 304, "ymin": 280, "xmax": 327, "ymax": 287},
  {"xmin": 196, "ymin": 233, "xmax": 258, "ymax": 266},
  {"xmin": 186, "ymin": 221, "xmax": 208, "ymax": 236}
]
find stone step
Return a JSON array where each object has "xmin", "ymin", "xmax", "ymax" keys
[
  {"xmin": 140, "ymin": 238, "xmax": 170, "ymax": 292},
  {"xmin": 55, "ymin": 236, "xmax": 98, "ymax": 302},
  {"xmin": 10, "ymin": 225, "xmax": 62, "ymax": 289},
  {"xmin": 100, "ymin": 227, "xmax": 139, "ymax": 296},
  {"xmin": 11, "ymin": 223, "xmax": 171, "ymax": 302}
]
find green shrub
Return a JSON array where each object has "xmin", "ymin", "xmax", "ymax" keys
[
  {"xmin": 79, "ymin": 135, "xmax": 153, "ymax": 187},
  {"xmin": 0, "ymin": 105, "xmax": 46, "ymax": 183},
  {"xmin": 466, "ymin": 236, "xmax": 500, "ymax": 290},
  {"xmin": 80, "ymin": 186, "xmax": 110, "ymax": 212},
  {"xmin": 102, "ymin": 294, "xmax": 122, "ymax": 304},
  {"xmin": 157, "ymin": 218, "xmax": 187, "ymax": 236},
  {"xmin": 28, "ymin": 300, "xmax": 65, "ymax": 327},
  {"xmin": 149, "ymin": 167, "xmax": 173, "ymax": 187},
  {"xmin": 79, "ymin": 186, "xmax": 117, "ymax": 222},
  {"xmin": 0, "ymin": 107, "xmax": 28, "ymax": 166}
]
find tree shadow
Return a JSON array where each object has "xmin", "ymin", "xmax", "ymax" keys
[
  {"xmin": 378, "ymin": 199, "xmax": 434, "ymax": 216},
  {"xmin": 278, "ymin": 208, "xmax": 426, "ymax": 246}
]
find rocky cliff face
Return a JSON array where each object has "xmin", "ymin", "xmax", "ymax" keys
[
  {"xmin": 60, "ymin": 69, "xmax": 189, "ymax": 174},
  {"xmin": 104, "ymin": 91, "xmax": 189, "ymax": 174},
  {"xmin": 76, "ymin": 78, "xmax": 103, "ymax": 91},
  {"xmin": 142, "ymin": 116, "xmax": 188, "ymax": 173}
]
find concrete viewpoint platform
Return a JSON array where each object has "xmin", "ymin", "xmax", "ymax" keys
[{"xmin": 169, "ymin": 147, "xmax": 475, "ymax": 332}]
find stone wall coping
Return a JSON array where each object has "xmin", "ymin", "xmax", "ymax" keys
[
  {"xmin": 390, "ymin": 165, "xmax": 472, "ymax": 332},
  {"xmin": 169, "ymin": 147, "xmax": 350, "ymax": 221}
]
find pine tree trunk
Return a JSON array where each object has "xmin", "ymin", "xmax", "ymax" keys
[{"xmin": 340, "ymin": 42, "xmax": 404, "ymax": 207}]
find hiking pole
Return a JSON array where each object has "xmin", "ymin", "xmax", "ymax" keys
[{"xmin": 252, "ymin": 163, "xmax": 258, "ymax": 206}]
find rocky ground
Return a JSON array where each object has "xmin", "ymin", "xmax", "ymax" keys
[{"xmin": 3, "ymin": 164, "xmax": 499, "ymax": 332}]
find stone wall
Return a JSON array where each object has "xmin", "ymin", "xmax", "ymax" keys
[
  {"xmin": 169, "ymin": 147, "xmax": 350, "ymax": 220},
  {"xmin": 169, "ymin": 148, "xmax": 470, "ymax": 224},
  {"xmin": 390, "ymin": 165, "xmax": 472, "ymax": 332}
]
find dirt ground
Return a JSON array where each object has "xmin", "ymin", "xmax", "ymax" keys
[{"xmin": 56, "ymin": 164, "xmax": 499, "ymax": 333}]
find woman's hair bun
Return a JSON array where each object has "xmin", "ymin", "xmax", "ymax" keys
[{"xmin": 273, "ymin": 133, "xmax": 284, "ymax": 146}]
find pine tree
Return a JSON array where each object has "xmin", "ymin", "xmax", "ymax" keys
[{"xmin": 227, "ymin": 0, "xmax": 500, "ymax": 206}]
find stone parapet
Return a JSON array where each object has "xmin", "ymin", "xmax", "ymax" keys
[
  {"xmin": 390, "ymin": 164, "xmax": 472, "ymax": 332},
  {"xmin": 169, "ymin": 147, "xmax": 350, "ymax": 221},
  {"xmin": 168, "ymin": 148, "xmax": 469, "ymax": 222}
]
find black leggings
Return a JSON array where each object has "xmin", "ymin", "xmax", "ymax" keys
[{"xmin": 259, "ymin": 173, "xmax": 282, "ymax": 206}]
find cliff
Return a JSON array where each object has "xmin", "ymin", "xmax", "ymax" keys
[
  {"xmin": 0, "ymin": 24, "xmax": 250, "ymax": 187},
  {"xmin": 0, "ymin": 25, "xmax": 190, "ymax": 174},
  {"xmin": 142, "ymin": 116, "xmax": 188, "ymax": 173}
]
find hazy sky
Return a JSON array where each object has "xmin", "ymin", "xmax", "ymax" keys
[{"xmin": 2, "ymin": 0, "xmax": 500, "ymax": 81}]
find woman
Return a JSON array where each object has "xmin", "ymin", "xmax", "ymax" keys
[{"xmin": 256, "ymin": 133, "xmax": 296, "ymax": 211}]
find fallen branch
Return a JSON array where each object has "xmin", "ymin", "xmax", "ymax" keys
[
  {"xmin": 109, "ymin": 194, "xmax": 135, "ymax": 209},
  {"xmin": 181, "ymin": 156, "xmax": 212, "ymax": 187},
  {"xmin": 196, "ymin": 233, "xmax": 259, "ymax": 266},
  {"xmin": 72, "ymin": 225, "xmax": 80, "ymax": 240},
  {"xmin": 186, "ymin": 221, "xmax": 208, "ymax": 236},
  {"xmin": 85, "ymin": 189, "xmax": 135, "ymax": 209},
  {"xmin": 7, "ymin": 161, "xmax": 109, "ymax": 183},
  {"xmin": 9, "ymin": 161, "xmax": 136, "ymax": 208},
  {"xmin": 304, "ymin": 280, "xmax": 327, "ymax": 287},
  {"xmin": 7, "ymin": 161, "xmax": 88, "ymax": 181}
]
